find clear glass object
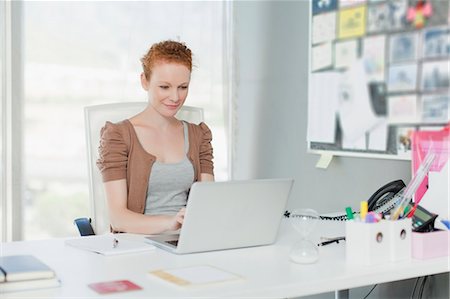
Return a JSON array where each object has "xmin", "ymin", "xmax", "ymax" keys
[{"xmin": 289, "ymin": 208, "xmax": 320, "ymax": 264}]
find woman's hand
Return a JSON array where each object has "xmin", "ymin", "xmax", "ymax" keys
[{"xmin": 166, "ymin": 208, "xmax": 186, "ymax": 231}]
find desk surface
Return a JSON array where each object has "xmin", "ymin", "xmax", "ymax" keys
[{"xmin": 2, "ymin": 220, "xmax": 449, "ymax": 298}]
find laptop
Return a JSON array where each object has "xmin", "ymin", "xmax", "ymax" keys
[{"xmin": 145, "ymin": 178, "xmax": 293, "ymax": 254}]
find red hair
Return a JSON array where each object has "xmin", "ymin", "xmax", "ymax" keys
[{"xmin": 140, "ymin": 40, "xmax": 192, "ymax": 80}]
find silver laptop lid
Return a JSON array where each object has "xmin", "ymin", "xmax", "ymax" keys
[{"xmin": 174, "ymin": 178, "xmax": 293, "ymax": 254}]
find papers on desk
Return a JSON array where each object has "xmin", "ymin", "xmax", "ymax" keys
[
  {"xmin": 149, "ymin": 265, "xmax": 243, "ymax": 288},
  {"xmin": 65, "ymin": 235, "xmax": 155, "ymax": 256}
]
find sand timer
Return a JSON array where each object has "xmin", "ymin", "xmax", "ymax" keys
[{"xmin": 289, "ymin": 208, "xmax": 320, "ymax": 264}]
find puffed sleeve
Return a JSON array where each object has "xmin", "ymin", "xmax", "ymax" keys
[
  {"xmin": 96, "ymin": 121, "xmax": 128, "ymax": 182},
  {"xmin": 198, "ymin": 122, "xmax": 214, "ymax": 175}
]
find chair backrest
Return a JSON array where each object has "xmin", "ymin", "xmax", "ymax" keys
[{"xmin": 84, "ymin": 102, "xmax": 204, "ymax": 234}]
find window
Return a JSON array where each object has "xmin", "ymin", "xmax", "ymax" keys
[
  {"xmin": 19, "ymin": 2, "xmax": 229, "ymax": 240},
  {"xmin": 0, "ymin": 0, "xmax": 5, "ymax": 241}
]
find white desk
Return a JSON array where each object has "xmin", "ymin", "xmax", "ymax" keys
[{"xmin": 2, "ymin": 220, "xmax": 449, "ymax": 298}]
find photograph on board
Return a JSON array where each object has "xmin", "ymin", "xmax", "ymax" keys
[
  {"xmin": 389, "ymin": 32, "xmax": 418, "ymax": 63},
  {"xmin": 367, "ymin": 3, "xmax": 388, "ymax": 33},
  {"xmin": 388, "ymin": 94, "xmax": 418, "ymax": 124},
  {"xmin": 387, "ymin": 64, "xmax": 418, "ymax": 92},
  {"xmin": 338, "ymin": 5, "xmax": 366, "ymax": 39},
  {"xmin": 396, "ymin": 126, "xmax": 415, "ymax": 158},
  {"xmin": 386, "ymin": 0, "xmax": 408, "ymax": 31},
  {"xmin": 312, "ymin": 0, "xmax": 338, "ymax": 15},
  {"xmin": 422, "ymin": 26, "xmax": 450, "ymax": 58},
  {"xmin": 421, "ymin": 60, "xmax": 450, "ymax": 92},
  {"xmin": 363, "ymin": 35, "xmax": 386, "ymax": 82},
  {"xmin": 421, "ymin": 94, "xmax": 450, "ymax": 124}
]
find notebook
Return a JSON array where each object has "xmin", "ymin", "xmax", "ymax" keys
[
  {"xmin": 0, "ymin": 255, "xmax": 55, "ymax": 282},
  {"xmin": 145, "ymin": 178, "xmax": 294, "ymax": 254},
  {"xmin": 65, "ymin": 235, "xmax": 156, "ymax": 256}
]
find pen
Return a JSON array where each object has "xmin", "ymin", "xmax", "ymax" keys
[
  {"xmin": 113, "ymin": 238, "xmax": 119, "ymax": 248},
  {"xmin": 345, "ymin": 207, "xmax": 354, "ymax": 220},
  {"xmin": 317, "ymin": 237, "xmax": 345, "ymax": 247},
  {"xmin": 360, "ymin": 201, "xmax": 368, "ymax": 221}
]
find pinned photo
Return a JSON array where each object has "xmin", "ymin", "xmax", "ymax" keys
[
  {"xmin": 389, "ymin": 32, "xmax": 418, "ymax": 63},
  {"xmin": 387, "ymin": 64, "xmax": 418, "ymax": 92},
  {"xmin": 388, "ymin": 94, "xmax": 418, "ymax": 124},
  {"xmin": 338, "ymin": 6, "xmax": 366, "ymax": 39},
  {"xmin": 386, "ymin": 0, "xmax": 408, "ymax": 31},
  {"xmin": 422, "ymin": 26, "xmax": 450, "ymax": 59},
  {"xmin": 421, "ymin": 60, "xmax": 450, "ymax": 92},
  {"xmin": 396, "ymin": 126, "xmax": 415, "ymax": 157},
  {"xmin": 421, "ymin": 94, "xmax": 450, "ymax": 124},
  {"xmin": 312, "ymin": 0, "xmax": 338, "ymax": 15},
  {"xmin": 363, "ymin": 35, "xmax": 386, "ymax": 82},
  {"xmin": 367, "ymin": 3, "xmax": 388, "ymax": 33}
]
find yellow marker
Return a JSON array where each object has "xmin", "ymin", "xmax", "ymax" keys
[{"xmin": 360, "ymin": 201, "xmax": 368, "ymax": 221}]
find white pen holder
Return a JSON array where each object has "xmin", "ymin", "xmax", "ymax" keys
[{"xmin": 346, "ymin": 218, "xmax": 411, "ymax": 266}]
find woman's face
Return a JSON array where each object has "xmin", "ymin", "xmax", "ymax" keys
[{"xmin": 141, "ymin": 62, "xmax": 191, "ymax": 118}]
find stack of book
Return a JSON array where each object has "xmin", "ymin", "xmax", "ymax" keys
[{"xmin": 0, "ymin": 255, "xmax": 60, "ymax": 293}]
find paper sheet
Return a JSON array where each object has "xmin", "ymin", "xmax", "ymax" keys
[
  {"xmin": 339, "ymin": 6, "xmax": 366, "ymax": 39},
  {"xmin": 65, "ymin": 235, "xmax": 155, "ymax": 256},
  {"xmin": 312, "ymin": 43, "xmax": 332, "ymax": 71},
  {"xmin": 315, "ymin": 153, "xmax": 334, "ymax": 169},
  {"xmin": 334, "ymin": 39, "xmax": 358, "ymax": 69},
  {"xmin": 338, "ymin": 60, "xmax": 381, "ymax": 143},
  {"xmin": 363, "ymin": 35, "xmax": 386, "ymax": 82},
  {"xmin": 312, "ymin": 12, "xmax": 336, "ymax": 45},
  {"xmin": 308, "ymin": 72, "xmax": 340, "ymax": 143},
  {"xmin": 368, "ymin": 118, "xmax": 388, "ymax": 151},
  {"xmin": 342, "ymin": 132, "xmax": 366, "ymax": 150},
  {"xmin": 150, "ymin": 265, "xmax": 242, "ymax": 287},
  {"xmin": 388, "ymin": 95, "xmax": 418, "ymax": 124}
]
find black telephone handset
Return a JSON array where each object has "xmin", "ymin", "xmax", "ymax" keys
[
  {"xmin": 367, "ymin": 179, "xmax": 437, "ymax": 232},
  {"xmin": 367, "ymin": 179, "xmax": 406, "ymax": 213}
]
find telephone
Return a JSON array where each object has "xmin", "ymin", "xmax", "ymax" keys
[
  {"xmin": 367, "ymin": 180, "xmax": 437, "ymax": 232},
  {"xmin": 367, "ymin": 179, "xmax": 406, "ymax": 213}
]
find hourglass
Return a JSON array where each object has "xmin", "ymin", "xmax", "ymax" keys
[{"xmin": 289, "ymin": 208, "xmax": 320, "ymax": 264}]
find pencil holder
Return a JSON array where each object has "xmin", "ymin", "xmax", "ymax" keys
[
  {"xmin": 345, "ymin": 220, "xmax": 389, "ymax": 266},
  {"xmin": 346, "ymin": 219, "xmax": 412, "ymax": 265},
  {"xmin": 388, "ymin": 218, "xmax": 411, "ymax": 262}
]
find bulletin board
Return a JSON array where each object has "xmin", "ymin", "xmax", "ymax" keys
[{"xmin": 307, "ymin": 0, "xmax": 450, "ymax": 160}]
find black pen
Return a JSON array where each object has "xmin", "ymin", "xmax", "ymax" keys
[{"xmin": 317, "ymin": 237, "xmax": 345, "ymax": 247}]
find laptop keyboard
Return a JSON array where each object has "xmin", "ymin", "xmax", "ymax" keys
[{"xmin": 166, "ymin": 240, "xmax": 178, "ymax": 247}]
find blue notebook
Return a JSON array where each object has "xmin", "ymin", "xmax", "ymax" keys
[{"xmin": 0, "ymin": 255, "xmax": 55, "ymax": 282}]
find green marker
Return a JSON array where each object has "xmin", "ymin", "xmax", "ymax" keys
[{"xmin": 346, "ymin": 207, "xmax": 354, "ymax": 220}]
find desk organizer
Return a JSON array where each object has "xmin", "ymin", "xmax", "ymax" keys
[
  {"xmin": 346, "ymin": 218, "xmax": 411, "ymax": 266},
  {"xmin": 412, "ymin": 229, "xmax": 450, "ymax": 259}
]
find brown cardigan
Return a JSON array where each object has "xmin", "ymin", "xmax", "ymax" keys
[{"xmin": 96, "ymin": 119, "xmax": 214, "ymax": 214}]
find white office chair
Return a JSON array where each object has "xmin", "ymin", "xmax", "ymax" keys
[{"xmin": 83, "ymin": 102, "xmax": 204, "ymax": 235}]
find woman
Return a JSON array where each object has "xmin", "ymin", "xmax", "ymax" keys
[{"xmin": 97, "ymin": 40, "xmax": 214, "ymax": 234}]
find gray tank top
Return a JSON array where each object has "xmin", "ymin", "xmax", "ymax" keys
[{"xmin": 144, "ymin": 121, "xmax": 194, "ymax": 215}]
